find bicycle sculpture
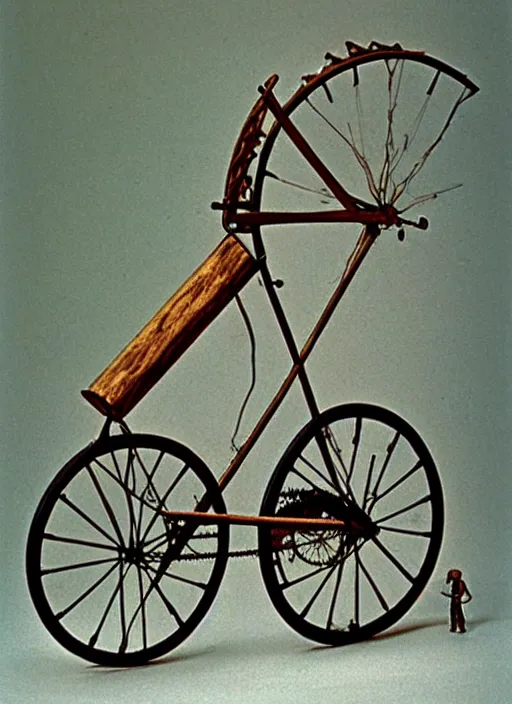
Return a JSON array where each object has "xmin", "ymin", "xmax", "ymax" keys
[{"xmin": 26, "ymin": 41, "xmax": 479, "ymax": 666}]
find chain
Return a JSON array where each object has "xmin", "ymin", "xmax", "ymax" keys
[
  {"xmin": 146, "ymin": 531, "xmax": 261, "ymax": 563},
  {"xmin": 184, "ymin": 530, "xmax": 261, "ymax": 561},
  {"xmin": 151, "ymin": 529, "xmax": 344, "ymax": 565},
  {"xmin": 176, "ymin": 546, "xmax": 261, "ymax": 562},
  {"xmin": 157, "ymin": 488, "xmax": 347, "ymax": 563}
]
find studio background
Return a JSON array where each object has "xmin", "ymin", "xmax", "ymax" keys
[{"xmin": 1, "ymin": 1, "xmax": 510, "ymax": 702}]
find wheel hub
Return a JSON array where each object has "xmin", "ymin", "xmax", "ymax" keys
[{"xmin": 121, "ymin": 544, "xmax": 145, "ymax": 565}]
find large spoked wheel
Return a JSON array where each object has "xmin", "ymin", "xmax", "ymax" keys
[
  {"xmin": 250, "ymin": 43, "xmax": 478, "ymax": 234},
  {"xmin": 259, "ymin": 403, "xmax": 443, "ymax": 645},
  {"xmin": 26, "ymin": 433, "xmax": 229, "ymax": 667}
]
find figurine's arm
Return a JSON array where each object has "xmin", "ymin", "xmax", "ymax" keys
[
  {"xmin": 462, "ymin": 582, "xmax": 472, "ymax": 603},
  {"xmin": 440, "ymin": 591, "xmax": 451, "ymax": 598}
]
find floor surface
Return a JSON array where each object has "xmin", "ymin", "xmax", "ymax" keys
[{"xmin": 2, "ymin": 560, "xmax": 509, "ymax": 704}]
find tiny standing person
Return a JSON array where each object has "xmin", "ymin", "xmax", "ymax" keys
[{"xmin": 441, "ymin": 568, "xmax": 472, "ymax": 633}]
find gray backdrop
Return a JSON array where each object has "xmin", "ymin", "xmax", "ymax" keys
[{"xmin": 1, "ymin": 1, "xmax": 510, "ymax": 701}]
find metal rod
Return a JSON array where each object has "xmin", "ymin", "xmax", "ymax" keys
[
  {"xmin": 163, "ymin": 510, "xmax": 347, "ymax": 530},
  {"xmin": 217, "ymin": 225, "xmax": 378, "ymax": 493},
  {"xmin": 298, "ymin": 226, "xmax": 378, "ymax": 363},
  {"xmin": 259, "ymin": 83, "xmax": 360, "ymax": 212},
  {"xmin": 233, "ymin": 209, "xmax": 390, "ymax": 227}
]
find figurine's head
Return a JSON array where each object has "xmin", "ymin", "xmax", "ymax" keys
[{"xmin": 446, "ymin": 568, "xmax": 462, "ymax": 583}]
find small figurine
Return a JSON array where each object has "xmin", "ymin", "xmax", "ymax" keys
[{"xmin": 441, "ymin": 568, "xmax": 472, "ymax": 633}]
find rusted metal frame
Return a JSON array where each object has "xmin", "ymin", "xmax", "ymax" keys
[
  {"xmin": 234, "ymin": 77, "xmax": 387, "ymax": 501},
  {"xmin": 131, "ymin": 44, "xmax": 479, "ymax": 606},
  {"xmin": 233, "ymin": 209, "xmax": 392, "ymax": 228},
  {"xmin": 244, "ymin": 47, "xmax": 478, "ymax": 234},
  {"xmin": 228, "ymin": 46, "xmax": 479, "ymax": 222},
  {"xmin": 150, "ymin": 254, "xmax": 324, "ymax": 579},
  {"xmin": 303, "ymin": 47, "xmax": 479, "ymax": 100},
  {"xmin": 126, "ymin": 231, "xmax": 380, "ymax": 600},
  {"xmin": 139, "ymin": 251, "xmax": 320, "ymax": 586},
  {"xmin": 157, "ymin": 226, "xmax": 380, "ymax": 582},
  {"xmin": 297, "ymin": 225, "xmax": 377, "ymax": 365},
  {"xmin": 257, "ymin": 253, "xmax": 324, "ymax": 417},
  {"xmin": 213, "ymin": 78, "xmax": 384, "ymax": 497},
  {"xmin": 162, "ymin": 510, "xmax": 346, "ymax": 530},
  {"xmin": 216, "ymin": 225, "xmax": 378, "ymax": 497},
  {"xmin": 257, "ymin": 81, "xmax": 359, "ymax": 212},
  {"xmin": 216, "ymin": 255, "xmax": 322, "ymax": 494},
  {"xmin": 221, "ymin": 74, "xmax": 279, "ymax": 231}
]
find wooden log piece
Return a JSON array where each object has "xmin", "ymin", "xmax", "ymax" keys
[{"xmin": 82, "ymin": 235, "xmax": 258, "ymax": 420}]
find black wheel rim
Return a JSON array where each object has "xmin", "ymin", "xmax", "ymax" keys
[
  {"xmin": 26, "ymin": 434, "xmax": 229, "ymax": 666},
  {"xmin": 259, "ymin": 403, "xmax": 443, "ymax": 645}
]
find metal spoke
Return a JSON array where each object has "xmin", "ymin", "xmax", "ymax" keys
[
  {"xmin": 265, "ymin": 170, "xmax": 336, "ymax": 200},
  {"xmin": 347, "ymin": 416, "xmax": 361, "ymax": 488},
  {"xmin": 56, "ymin": 559, "xmax": 120, "ymax": 621},
  {"xmin": 375, "ymin": 493, "xmax": 432, "ymax": 524},
  {"xmin": 86, "ymin": 463, "xmax": 126, "ymax": 548},
  {"xmin": 356, "ymin": 548, "xmax": 389, "ymax": 611},
  {"xmin": 133, "ymin": 449, "xmax": 166, "ymax": 545},
  {"xmin": 42, "ymin": 532, "xmax": 118, "ymax": 552},
  {"xmin": 371, "ymin": 535, "xmax": 415, "ymax": 583},
  {"xmin": 88, "ymin": 562, "xmax": 131, "ymax": 651},
  {"xmin": 379, "ymin": 525, "xmax": 432, "ymax": 537},
  {"xmin": 142, "ymin": 530, "xmax": 170, "ymax": 553},
  {"xmin": 371, "ymin": 459, "xmax": 423, "ymax": 506},
  {"xmin": 145, "ymin": 575, "xmax": 184, "ymax": 628},
  {"xmin": 42, "ymin": 556, "xmax": 117, "ymax": 576},
  {"xmin": 140, "ymin": 463, "xmax": 190, "ymax": 545},
  {"xmin": 146, "ymin": 563, "xmax": 209, "ymax": 591},
  {"xmin": 362, "ymin": 454, "xmax": 376, "ymax": 511},
  {"xmin": 279, "ymin": 561, "xmax": 334, "ymax": 591},
  {"xmin": 119, "ymin": 568, "xmax": 149, "ymax": 654},
  {"xmin": 367, "ymin": 431, "xmax": 400, "ymax": 514},
  {"xmin": 123, "ymin": 448, "xmax": 138, "ymax": 547},
  {"xmin": 136, "ymin": 564, "xmax": 148, "ymax": 652},
  {"xmin": 354, "ymin": 549, "xmax": 360, "ymax": 625},
  {"xmin": 93, "ymin": 452, "xmax": 138, "ymax": 547},
  {"xmin": 326, "ymin": 561, "xmax": 345, "ymax": 630},
  {"xmin": 291, "ymin": 461, "xmax": 337, "ymax": 493},
  {"xmin": 299, "ymin": 564, "xmax": 338, "ymax": 619},
  {"xmin": 323, "ymin": 426, "xmax": 357, "ymax": 501},
  {"xmin": 118, "ymin": 560, "xmax": 127, "ymax": 650},
  {"xmin": 58, "ymin": 493, "xmax": 118, "ymax": 547}
]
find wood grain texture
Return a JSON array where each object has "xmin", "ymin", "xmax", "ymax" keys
[{"xmin": 82, "ymin": 235, "xmax": 258, "ymax": 419}]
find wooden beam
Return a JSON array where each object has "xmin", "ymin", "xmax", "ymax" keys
[{"xmin": 82, "ymin": 235, "xmax": 258, "ymax": 419}]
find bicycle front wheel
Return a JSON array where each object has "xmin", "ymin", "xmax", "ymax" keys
[
  {"xmin": 259, "ymin": 403, "xmax": 443, "ymax": 645},
  {"xmin": 26, "ymin": 434, "xmax": 229, "ymax": 667}
]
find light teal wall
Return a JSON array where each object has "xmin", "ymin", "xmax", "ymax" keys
[{"xmin": 1, "ymin": 0, "xmax": 510, "ymax": 652}]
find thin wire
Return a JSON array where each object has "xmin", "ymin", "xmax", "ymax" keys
[
  {"xmin": 230, "ymin": 294, "xmax": 257, "ymax": 452},
  {"xmin": 305, "ymin": 96, "xmax": 380, "ymax": 203},
  {"xmin": 379, "ymin": 59, "xmax": 405, "ymax": 203},
  {"xmin": 265, "ymin": 170, "xmax": 336, "ymax": 200},
  {"xmin": 355, "ymin": 84, "xmax": 366, "ymax": 158},
  {"xmin": 391, "ymin": 85, "xmax": 470, "ymax": 204}
]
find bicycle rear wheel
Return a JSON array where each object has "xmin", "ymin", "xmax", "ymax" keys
[
  {"xmin": 249, "ymin": 42, "xmax": 478, "ymax": 234},
  {"xmin": 259, "ymin": 403, "xmax": 443, "ymax": 645},
  {"xmin": 26, "ymin": 434, "xmax": 229, "ymax": 666}
]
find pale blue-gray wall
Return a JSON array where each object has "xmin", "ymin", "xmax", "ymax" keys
[{"xmin": 1, "ymin": 0, "xmax": 510, "ymax": 664}]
